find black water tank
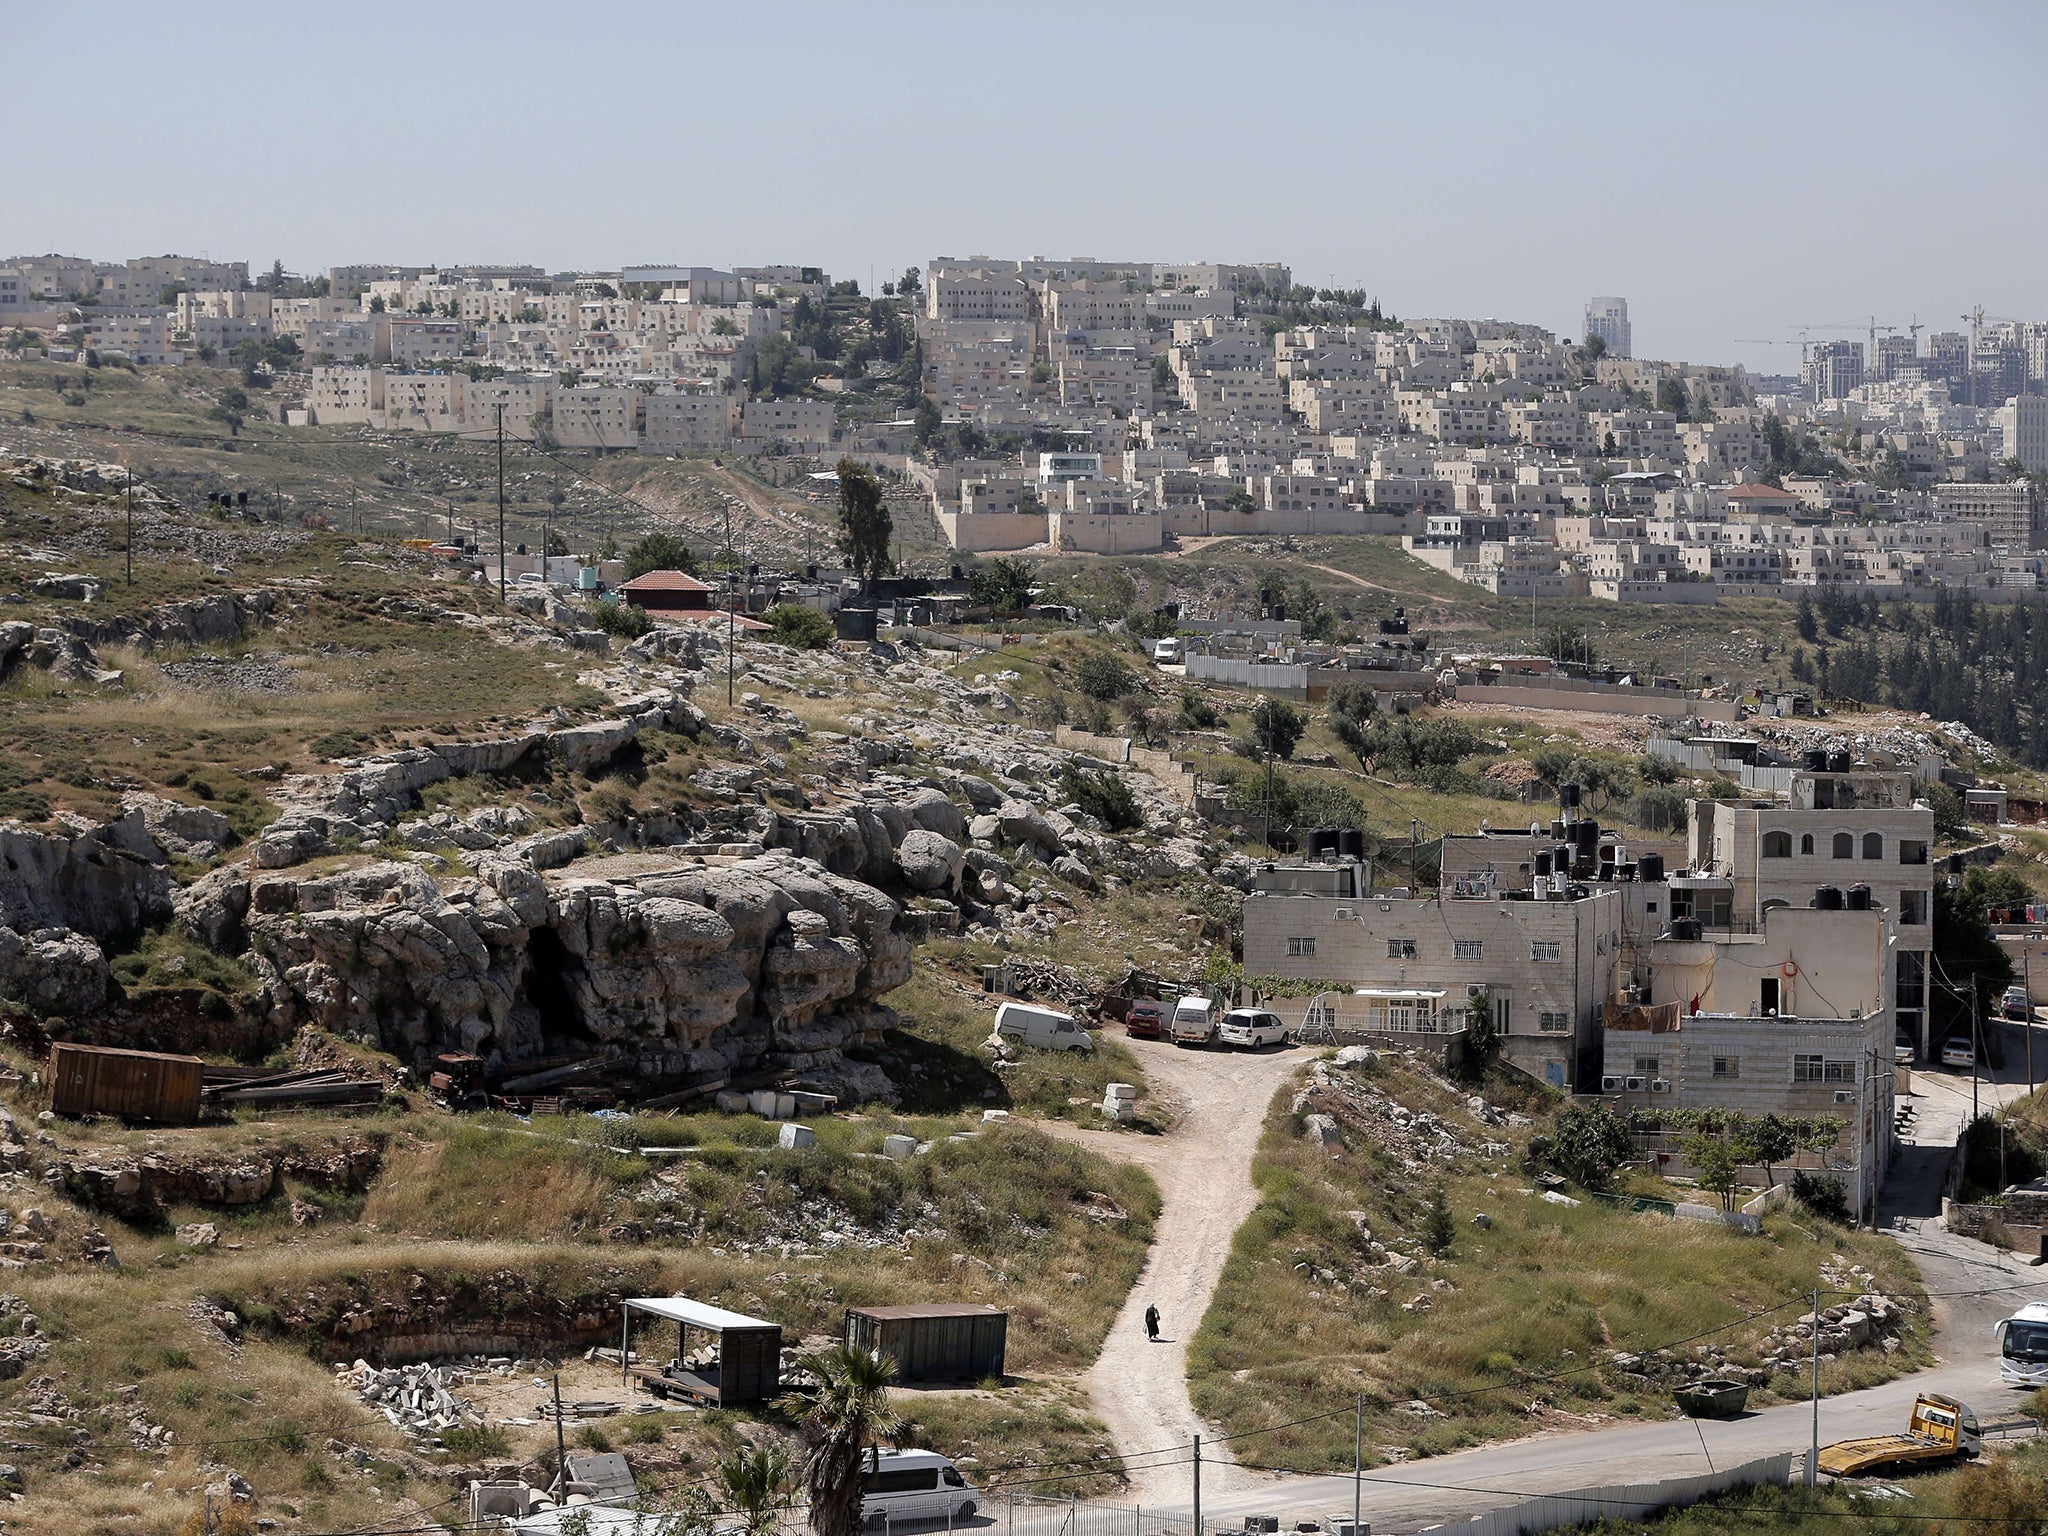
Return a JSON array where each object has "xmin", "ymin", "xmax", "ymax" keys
[
  {"xmin": 1555, "ymin": 844, "xmax": 1576, "ymax": 875},
  {"xmin": 1847, "ymin": 884, "xmax": 1873, "ymax": 911},
  {"xmin": 1338, "ymin": 828, "xmax": 1365, "ymax": 859},
  {"xmin": 1803, "ymin": 748, "xmax": 1829, "ymax": 771},
  {"xmin": 1638, "ymin": 852, "xmax": 1666, "ymax": 883},
  {"xmin": 1829, "ymin": 750, "xmax": 1852, "ymax": 773},
  {"xmin": 1575, "ymin": 820, "xmax": 1600, "ymax": 855},
  {"xmin": 1560, "ymin": 783, "xmax": 1582, "ymax": 809},
  {"xmin": 834, "ymin": 607, "xmax": 878, "ymax": 642},
  {"xmin": 1814, "ymin": 885, "xmax": 1845, "ymax": 911},
  {"xmin": 1671, "ymin": 919, "xmax": 1703, "ymax": 941},
  {"xmin": 1534, "ymin": 851, "xmax": 1552, "ymax": 877},
  {"xmin": 1308, "ymin": 828, "xmax": 1338, "ymax": 857}
]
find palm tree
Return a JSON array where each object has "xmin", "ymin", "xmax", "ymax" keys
[
  {"xmin": 716, "ymin": 1444, "xmax": 793, "ymax": 1536},
  {"xmin": 795, "ymin": 1345, "xmax": 905, "ymax": 1536}
]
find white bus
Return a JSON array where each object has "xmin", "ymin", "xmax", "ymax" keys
[{"xmin": 1996, "ymin": 1301, "xmax": 2048, "ymax": 1385}]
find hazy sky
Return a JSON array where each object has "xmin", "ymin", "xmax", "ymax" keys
[{"xmin": 7, "ymin": 0, "xmax": 2043, "ymax": 373}]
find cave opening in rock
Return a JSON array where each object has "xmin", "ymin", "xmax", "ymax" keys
[{"xmin": 520, "ymin": 926, "xmax": 598, "ymax": 1051}]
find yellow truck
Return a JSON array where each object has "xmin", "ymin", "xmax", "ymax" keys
[{"xmin": 1816, "ymin": 1393, "xmax": 1981, "ymax": 1477}]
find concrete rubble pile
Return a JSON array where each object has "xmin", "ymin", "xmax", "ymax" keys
[{"xmin": 337, "ymin": 1358, "xmax": 488, "ymax": 1441}]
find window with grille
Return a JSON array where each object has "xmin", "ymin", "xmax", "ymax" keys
[
  {"xmin": 1712, "ymin": 1055, "xmax": 1740, "ymax": 1078},
  {"xmin": 1538, "ymin": 1011, "xmax": 1570, "ymax": 1033},
  {"xmin": 1387, "ymin": 938, "xmax": 1417, "ymax": 959},
  {"xmin": 1530, "ymin": 941, "xmax": 1562, "ymax": 962},
  {"xmin": 1453, "ymin": 939, "xmax": 1483, "ymax": 961},
  {"xmin": 1287, "ymin": 936, "xmax": 1316, "ymax": 957}
]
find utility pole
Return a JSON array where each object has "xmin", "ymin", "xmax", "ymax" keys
[
  {"xmin": 1806, "ymin": 1283, "xmax": 1821, "ymax": 1488},
  {"xmin": 124, "ymin": 470, "xmax": 133, "ymax": 587},
  {"xmin": 1972, "ymin": 976, "xmax": 1982, "ymax": 1127},
  {"xmin": 551, "ymin": 1374, "xmax": 567, "ymax": 1492},
  {"xmin": 496, "ymin": 403, "xmax": 507, "ymax": 605},
  {"xmin": 1352, "ymin": 1393, "xmax": 1364, "ymax": 1536},
  {"xmin": 1192, "ymin": 1433, "xmax": 1202, "ymax": 1536},
  {"xmin": 2029, "ymin": 950, "xmax": 2036, "ymax": 1097}
]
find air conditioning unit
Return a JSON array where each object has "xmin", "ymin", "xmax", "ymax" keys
[
  {"xmin": 1834, "ymin": 1089, "xmax": 1856, "ymax": 1104},
  {"xmin": 1624, "ymin": 1076, "xmax": 1646, "ymax": 1092},
  {"xmin": 1600, "ymin": 1074, "xmax": 1623, "ymax": 1092},
  {"xmin": 1650, "ymin": 1079, "xmax": 1672, "ymax": 1094}
]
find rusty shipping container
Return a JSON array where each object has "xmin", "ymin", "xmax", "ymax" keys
[
  {"xmin": 50, "ymin": 1043, "xmax": 204, "ymax": 1124},
  {"xmin": 844, "ymin": 1303, "xmax": 1008, "ymax": 1384}
]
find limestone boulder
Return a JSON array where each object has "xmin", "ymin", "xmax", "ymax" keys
[{"xmin": 896, "ymin": 830, "xmax": 964, "ymax": 893}]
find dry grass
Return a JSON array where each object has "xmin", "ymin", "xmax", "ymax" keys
[{"xmin": 1189, "ymin": 1052, "xmax": 1928, "ymax": 1469}]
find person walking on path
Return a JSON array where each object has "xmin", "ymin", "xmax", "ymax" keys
[{"xmin": 1144, "ymin": 1304, "xmax": 1160, "ymax": 1342}]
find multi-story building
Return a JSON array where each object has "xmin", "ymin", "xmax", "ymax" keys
[
  {"xmin": 1244, "ymin": 853, "xmax": 1618, "ymax": 1090},
  {"xmin": 640, "ymin": 391, "xmax": 736, "ymax": 453},
  {"xmin": 551, "ymin": 386, "xmax": 643, "ymax": 450},
  {"xmin": 1584, "ymin": 296, "xmax": 1631, "ymax": 359},
  {"xmin": 1996, "ymin": 395, "xmax": 2048, "ymax": 477},
  {"xmin": 1671, "ymin": 768, "xmax": 1933, "ymax": 1054},
  {"xmin": 1933, "ymin": 481, "xmax": 2040, "ymax": 550},
  {"xmin": 1804, "ymin": 341, "xmax": 1865, "ymax": 402},
  {"xmin": 738, "ymin": 398, "xmax": 834, "ymax": 449}
]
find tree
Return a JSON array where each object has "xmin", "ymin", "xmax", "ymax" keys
[
  {"xmin": 795, "ymin": 1343, "xmax": 907, "ymax": 1536},
  {"xmin": 544, "ymin": 529, "xmax": 570, "ymax": 557},
  {"xmin": 766, "ymin": 602, "xmax": 836, "ymax": 650},
  {"xmin": 1535, "ymin": 1103, "xmax": 1634, "ymax": 1190},
  {"xmin": 1463, "ymin": 988, "xmax": 1500, "ymax": 1078},
  {"xmin": 834, "ymin": 458, "xmax": 893, "ymax": 593},
  {"xmin": 1423, "ymin": 1184, "xmax": 1456, "ymax": 1255},
  {"xmin": 623, "ymin": 531, "xmax": 696, "ymax": 579},
  {"xmin": 1250, "ymin": 697, "xmax": 1305, "ymax": 761},
  {"xmin": 1999, "ymin": 456, "xmax": 2032, "ymax": 484},
  {"xmin": 1654, "ymin": 376, "xmax": 1692, "ymax": 423},
  {"xmin": 898, "ymin": 266, "xmax": 922, "ymax": 296},
  {"xmin": 1948, "ymin": 1449, "xmax": 2048, "ymax": 1536},
  {"xmin": 1176, "ymin": 686, "xmax": 1221, "ymax": 730},
  {"xmin": 1795, "ymin": 589, "xmax": 1818, "ymax": 642},
  {"xmin": 967, "ymin": 556, "xmax": 1034, "ymax": 612},
  {"xmin": 1074, "ymin": 651, "xmax": 1137, "ymax": 700},
  {"xmin": 913, "ymin": 394, "xmax": 943, "ymax": 447},
  {"xmin": 715, "ymin": 1444, "xmax": 793, "ymax": 1536},
  {"xmin": 1682, "ymin": 1128, "xmax": 1743, "ymax": 1210}
]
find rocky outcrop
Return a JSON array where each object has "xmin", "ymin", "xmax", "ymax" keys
[
  {"xmin": 204, "ymin": 848, "xmax": 909, "ymax": 1102},
  {"xmin": 58, "ymin": 588, "xmax": 276, "ymax": 655},
  {"xmin": 0, "ymin": 622, "xmax": 121, "ymax": 684},
  {"xmin": 250, "ymin": 690, "xmax": 705, "ymax": 870},
  {"xmin": 62, "ymin": 1137, "xmax": 382, "ymax": 1222},
  {"xmin": 0, "ymin": 927, "xmax": 108, "ymax": 1015},
  {"xmin": 0, "ymin": 819, "xmax": 173, "ymax": 1016}
]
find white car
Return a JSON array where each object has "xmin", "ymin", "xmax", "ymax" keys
[
  {"xmin": 1940, "ymin": 1036, "xmax": 1977, "ymax": 1071},
  {"xmin": 1151, "ymin": 636, "xmax": 1183, "ymax": 665},
  {"xmin": 1216, "ymin": 1008, "xmax": 1290, "ymax": 1050}
]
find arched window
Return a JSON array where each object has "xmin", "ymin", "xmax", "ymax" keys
[
  {"xmin": 1800, "ymin": 833, "xmax": 1815, "ymax": 855},
  {"xmin": 1863, "ymin": 832, "xmax": 1884, "ymax": 860},
  {"xmin": 1832, "ymin": 832, "xmax": 1854, "ymax": 858},
  {"xmin": 1762, "ymin": 831, "xmax": 1793, "ymax": 858}
]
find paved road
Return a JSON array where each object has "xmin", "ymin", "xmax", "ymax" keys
[{"xmin": 1021, "ymin": 1027, "xmax": 2048, "ymax": 1532}]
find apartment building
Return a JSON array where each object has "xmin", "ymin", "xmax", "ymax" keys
[
  {"xmin": 1933, "ymin": 481, "xmax": 2039, "ymax": 550},
  {"xmin": 1674, "ymin": 768, "xmax": 1933, "ymax": 1053},
  {"xmin": 309, "ymin": 365, "xmax": 382, "ymax": 424},
  {"xmin": 1242, "ymin": 857, "xmax": 1618, "ymax": 1089},
  {"xmin": 641, "ymin": 391, "xmax": 736, "ymax": 453},
  {"xmin": 1584, "ymin": 296, "xmax": 1631, "ymax": 359},
  {"xmin": 382, "ymin": 373, "xmax": 462, "ymax": 432},
  {"xmin": 1996, "ymin": 395, "xmax": 2048, "ymax": 477},
  {"xmin": 85, "ymin": 308, "xmax": 177, "ymax": 365},
  {"xmin": 739, "ymin": 398, "xmax": 834, "ymax": 448},
  {"xmin": 461, "ymin": 375, "xmax": 553, "ymax": 435},
  {"xmin": 925, "ymin": 267, "xmax": 1034, "ymax": 324},
  {"xmin": 552, "ymin": 386, "xmax": 644, "ymax": 450}
]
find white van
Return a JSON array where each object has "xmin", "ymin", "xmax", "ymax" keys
[
  {"xmin": 993, "ymin": 1001, "xmax": 1093, "ymax": 1053},
  {"xmin": 1151, "ymin": 636, "xmax": 1183, "ymax": 665},
  {"xmin": 1217, "ymin": 1007, "xmax": 1289, "ymax": 1050},
  {"xmin": 861, "ymin": 1450, "xmax": 981, "ymax": 1527},
  {"xmin": 1170, "ymin": 994, "xmax": 1218, "ymax": 1047}
]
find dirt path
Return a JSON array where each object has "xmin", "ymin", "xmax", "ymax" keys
[
  {"xmin": 1034, "ymin": 1036, "xmax": 1304, "ymax": 1504},
  {"xmin": 1304, "ymin": 560, "xmax": 1405, "ymax": 595}
]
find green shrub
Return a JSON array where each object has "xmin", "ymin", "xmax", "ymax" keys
[
  {"xmin": 765, "ymin": 603, "xmax": 835, "ymax": 650},
  {"xmin": 1074, "ymin": 651, "xmax": 1137, "ymax": 700},
  {"xmin": 1059, "ymin": 761, "xmax": 1141, "ymax": 831},
  {"xmin": 589, "ymin": 600, "xmax": 652, "ymax": 639},
  {"xmin": 623, "ymin": 532, "xmax": 696, "ymax": 578},
  {"xmin": 1789, "ymin": 1170, "xmax": 1850, "ymax": 1224},
  {"xmin": 441, "ymin": 1425, "xmax": 512, "ymax": 1458}
]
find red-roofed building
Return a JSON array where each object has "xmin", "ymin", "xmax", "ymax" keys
[{"xmin": 620, "ymin": 569, "xmax": 714, "ymax": 613}]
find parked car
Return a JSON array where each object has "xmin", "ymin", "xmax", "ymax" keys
[
  {"xmin": 1151, "ymin": 636, "xmax": 1183, "ymax": 666},
  {"xmin": 1170, "ymin": 994, "xmax": 1218, "ymax": 1047},
  {"xmin": 861, "ymin": 1450, "xmax": 981, "ymax": 1526},
  {"xmin": 993, "ymin": 1002, "xmax": 1093, "ymax": 1054},
  {"xmin": 1124, "ymin": 999, "xmax": 1167, "ymax": 1040},
  {"xmin": 1894, "ymin": 1032, "xmax": 1917, "ymax": 1065},
  {"xmin": 1940, "ymin": 1036, "xmax": 1978, "ymax": 1070},
  {"xmin": 2004, "ymin": 986, "xmax": 2034, "ymax": 1021},
  {"xmin": 1217, "ymin": 1007, "xmax": 1290, "ymax": 1050}
]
